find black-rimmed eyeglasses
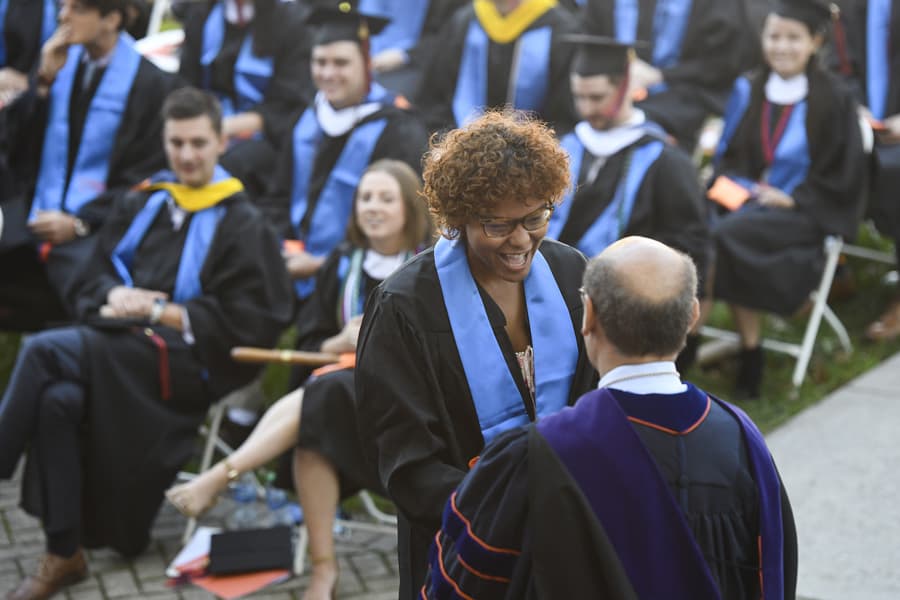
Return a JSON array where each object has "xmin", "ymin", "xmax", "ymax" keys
[{"xmin": 478, "ymin": 204, "xmax": 554, "ymax": 239}]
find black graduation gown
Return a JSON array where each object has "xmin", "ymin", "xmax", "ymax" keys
[
  {"xmin": 20, "ymin": 188, "xmax": 294, "ymax": 556},
  {"xmin": 414, "ymin": 4, "xmax": 579, "ymax": 134},
  {"xmin": 179, "ymin": 0, "xmax": 313, "ymax": 196},
  {"xmin": 1, "ymin": 0, "xmax": 50, "ymax": 73},
  {"xmin": 424, "ymin": 391, "xmax": 798, "ymax": 600},
  {"xmin": 260, "ymin": 104, "xmax": 429, "ymax": 240},
  {"xmin": 583, "ymin": 0, "xmax": 756, "ymax": 148},
  {"xmin": 0, "ymin": 54, "xmax": 179, "ymax": 330},
  {"xmin": 834, "ymin": 0, "xmax": 900, "ymax": 240},
  {"xmin": 558, "ymin": 133, "xmax": 710, "ymax": 281},
  {"xmin": 374, "ymin": 0, "xmax": 469, "ymax": 99},
  {"xmin": 711, "ymin": 68, "xmax": 866, "ymax": 315},
  {"xmin": 293, "ymin": 244, "xmax": 386, "ymax": 497},
  {"xmin": 354, "ymin": 239, "xmax": 596, "ymax": 600}
]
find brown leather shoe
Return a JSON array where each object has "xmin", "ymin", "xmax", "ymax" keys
[
  {"xmin": 865, "ymin": 301, "xmax": 900, "ymax": 342},
  {"xmin": 6, "ymin": 550, "xmax": 88, "ymax": 600}
]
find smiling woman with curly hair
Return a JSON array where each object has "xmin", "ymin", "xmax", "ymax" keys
[{"xmin": 355, "ymin": 110, "xmax": 596, "ymax": 599}]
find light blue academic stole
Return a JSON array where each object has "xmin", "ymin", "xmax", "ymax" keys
[
  {"xmin": 31, "ymin": 34, "xmax": 141, "ymax": 221},
  {"xmin": 359, "ymin": 0, "xmax": 429, "ymax": 55},
  {"xmin": 201, "ymin": 2, "xmax": 274, "ymax": 116},
  {"xmin": 110, "ymin": 167, "xmax": 232, "ymax": 303},
  {"xmin": 549, "ymin": 131, "xmax": 665, "ymax": 257},
  {"xmin": 866, "ymin": 0, "xmax": 892, "ymax": 120},
  {"xmin": 289, "ymin": 86, "xmax": 390, "ymax": 299},
  {"xmin": 614, "ymin": 0, "xmax": 691, "ymax": 92},
  {"xmin": 433, "ymin": 237, "xmax": 578, "ymax": 444},
  {"xmin": 0, "ymin": 0, "xmax": 55, "ymax": 66},
  {"xmin": 715, "ymin": 77, "xmax": 810, "ymax": 195},
  {"xmin": 452, "ymin": 19, "xmax": 552, "ymax": 126}
]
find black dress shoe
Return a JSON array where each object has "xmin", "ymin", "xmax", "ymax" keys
[{"xmin": 734, "ymin": 346, "xmax": 763, "ymax": 400}]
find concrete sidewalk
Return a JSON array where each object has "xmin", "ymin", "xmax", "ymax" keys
[{"xmin": 766, "ymin": 352, "xmax": 900, "ymax": 600}]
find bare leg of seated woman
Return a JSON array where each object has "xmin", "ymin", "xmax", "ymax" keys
[
  {"xmin": 294, "ymin": 447, "xmax": 340, "ymax": 600},
  {"xmin": 165, "ymin": 387, "xmax": 305, "ymax": 517}
]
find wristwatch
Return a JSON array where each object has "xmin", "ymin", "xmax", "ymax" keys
[
  {"xmin": 149, "ymin": 298, "xmax": 167, "ymax": 325},
  {"xmin": 72, "ymin": 218, "xmax": 90, "ymax": 238}
]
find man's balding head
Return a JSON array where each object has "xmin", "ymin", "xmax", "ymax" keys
[{"xmin": 582, "ymin": 237, "xmax": 698, "ymax": 358}]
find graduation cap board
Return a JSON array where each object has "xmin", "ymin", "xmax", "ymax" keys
[
  {"xmin": 771, "ymin": 0, "xmax": 834, "ymax": 32},
  {"xmin": 561, "ymin": 34, "xmax": 645, "ymax": 78},
  {"xmin": 306, "ymin": 0, "xmax": 390, "ymax": 47}
]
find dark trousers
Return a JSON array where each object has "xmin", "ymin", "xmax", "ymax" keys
[{"xmin": 0, "ymin": 328, "xmax": 86, "ymax": 555}]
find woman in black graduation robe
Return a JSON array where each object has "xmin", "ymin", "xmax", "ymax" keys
[
  {"xmin": 414, "ymin": 0, "xmax": 579, "ymax": 134},
  {"xmin": 1, "ymin": 183, "xmax": 293, "ymax": 557},
  {"xmin": 178, "ymin": 0, "xmax": 313, "ymax": 196},
  {"xmin": 355, "ymin": 112, "xmax": 596, "ymax": 600},
  {"xmin": 708, "ymin": 1, "xmax": 866, "ymax": 397}
]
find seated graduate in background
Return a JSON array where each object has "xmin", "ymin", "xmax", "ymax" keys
[
  {"xmin": 0, "ymin": 87, "xmax": 293, "ymax": 600},
  {"xmin": 177, "ymin": 0, "xmax": 313, "ymax": 198},
  {"xmin": 832, "ymin": 0, "xmax": 900, "ymax": 341},
  {"xmin": 423, "ymin": 236, "xmax": 798, "ymax": 600},
  {"xmin": 355, "ymin": 111, "xmax": 597, "ymax": 600},
  {"xmin": 548, "ymin": 36, "xmax": 708, "ymax": 284},
  {"xmin": 0, "ymin": 0, "xmax": 178, "ymax": 332},
  {"xmin": 262, "ymin": 0, "xmax": 428, "ymax": 304},
  {"xmin": 0, "ymin": 0, "xmax": 56, "ymax": 106},
  {"xmin": 703, "ymin": 0, "xmax": 865, "ymax": 399},
  {"xmin": 166, "ymin": 159, "xmax": 433, "ymax": 600},
  {"xmin": 582, "ymin": 0, "xmax": 756, "ymax": 150},
  {"xmin": 414, "ymin": 0, "xmax": 580, "ymax": 134},
  {"xmin": 357, "ymin": 0, "xmax": 467, "ymax": 99}
]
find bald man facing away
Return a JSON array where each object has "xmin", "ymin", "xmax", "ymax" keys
[{"xmin": 422, "ymin": 236, "xmax": 798, "ymax": 600}]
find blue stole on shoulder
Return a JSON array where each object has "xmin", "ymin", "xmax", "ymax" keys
[
  {"xmin": 866, "ymin": 0, "xmax": 892, "ymax": 120},
  {"xmin": 289, "ymin": 85, "xmax": 390, "ymax": 299},
  {"xmin": 433, "ymin": 237, "xmax": 578, "ymax": 444},
  {"xmin": 614, "ymin": 0, "xmax": 691, "ymax": 70},
  {"xmin": 110, "ymin": 167, "xmax": 231, "ymax": 303},
  {"xmin": 201, "ymin": 3, "xmax": 274, "ymax": 116},
  {"xmin": 549, "ymin": 130, "xmax": 665, "ymax": 257},
  {"xmin": 0, "ymin": 0, "xmax": 56, "ymax": 66},
  {"xmin": 715, "ymin": 77, "xmax": 810, "ymax": 195},
  {"xmin": 537, "ymin": 385, "xmax": 785, "ymax": 600},
  {"xmin": 31, "ymin": 34, "xmax": 141, "ymax": 220},
  {"xmin": 359, "ymin": 0, "xmax": 429, "ymax": 55},
  {"xmin": 452, "ymin": 19, "xmax": 552, "ymax": 127}
]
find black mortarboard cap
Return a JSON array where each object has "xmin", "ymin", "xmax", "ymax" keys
[
  {"xmin": 771, "ymin": 0, "xmax": 833, "ymax": 32},
  {"xmin": 561, "ymin": 34, "xmax": 639, "ymax": 77},
  {"xmin": 306, "ymin": 1, "xmax": 391, "ymax": 47}
]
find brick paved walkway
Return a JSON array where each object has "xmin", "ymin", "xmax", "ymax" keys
[{"xmin": 0, "ymin": 462, "xmax": 400, "ymax": 600}]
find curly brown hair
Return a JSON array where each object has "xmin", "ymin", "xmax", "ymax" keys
[{"xmin": 421, "ymin": 110, "xmax": 571, "ymax": 238}]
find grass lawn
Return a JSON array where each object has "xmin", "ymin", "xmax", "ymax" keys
[{"xmin": 2, "ymin": 234, "xmax": 899, "ymax": 435}]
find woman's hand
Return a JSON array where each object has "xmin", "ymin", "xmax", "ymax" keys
[
  {"xmin": 320, "ymin": 315, "xmax": 363, "ymax": 354},
  {"xmin": 372, "ymin": 49, "xmax": 408, "ymax": 74},
  {"xmin": 102, "ymin": 286, "xmax": 168, "ymax": 319},
  {"xmin": 756, "ymin": 185, "xmax": 795, "ymax": 209},
  {"xmin": 284, "ymin": 250, "xmax": 326, "ymax": 279},
  {"xmin": 28, "ymin": 210, "xmax": 79, "ymax": 244}
]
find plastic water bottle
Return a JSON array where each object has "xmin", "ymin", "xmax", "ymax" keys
[
  {"xmin": 261, "ymin": 471, "xmax": 303, "ymax": 527},
  {"xmin": 225, "ymin": 472, "xmax": 264, "ymax": 530}
]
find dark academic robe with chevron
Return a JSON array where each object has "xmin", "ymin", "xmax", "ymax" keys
[
  {"xmin": 550, "ymin": 124, "xmax": 709, "ymax": 280},
  {"xmin": 261, "ymin": 89, "xmax": 428, "ymax": 299},
  {"xmin": 711, "ymin": 68, "xmax": 865, "ymax": 315},
  {"xmin": 415, "ymin": 2, "xmax": 579, "ymax": 133},
  {"xmin": 583, "ymin": 0, "xmax": 756, "ymax": 148},
  {"xmin": 0, "ymin": 35, "xmax": 177, "ymax": 330},
  {"xmin": 423, "ymin": 385, "xmax": 798, "ymax": 600},
  {"xmin": 179, "ymin": 0, "xmax": 313, "ymax": 196},
  {"xmin": 834, "ymin": 0, "xmax": 900, "ymax": 240},
  {"xmin": 355, "ymin": 238, "xmax": 596, "ymax": 600},
  {"xmin": 17, "ymin": 182, "xmax": 293, "ymax": 556}
]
